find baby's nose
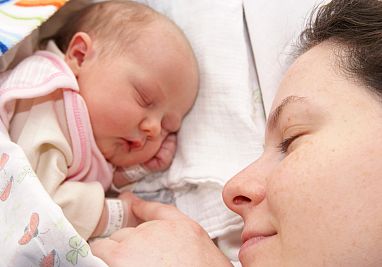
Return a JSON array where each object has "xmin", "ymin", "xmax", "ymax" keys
[{"xmin": 141, "ymin": 117, "xmax": 162, "ymax": 138}]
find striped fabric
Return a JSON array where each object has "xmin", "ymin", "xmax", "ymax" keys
[{"xmin": 0, "ymin": 0, "xmax": 68, "ymax": 55}]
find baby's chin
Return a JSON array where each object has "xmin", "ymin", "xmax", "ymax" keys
[
  {"xmin": 108, "ymin": 157, "xmax": 135, "ymax": 168},
  {"xmin": 107, "ymin": 153, "xmax": 149, "ymax": 168}
]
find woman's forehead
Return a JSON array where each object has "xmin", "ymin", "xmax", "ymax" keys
[{"xmin": 272, "ymin": 43, "xmax": 338, "ymax": 107}]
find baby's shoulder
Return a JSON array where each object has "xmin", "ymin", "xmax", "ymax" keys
[{"xmin": 0, "ymin": 51, "xmax": 77, "ymax": 94}]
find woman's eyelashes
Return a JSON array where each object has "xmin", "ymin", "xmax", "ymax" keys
[{"xmin": 277, "ymin": 134, "xmax": 302, "ymax": 154}]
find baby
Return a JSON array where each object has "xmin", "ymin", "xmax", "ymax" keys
[{"xmin": 1, "ymin": 0, "xmax": 198, "ymax": 239}]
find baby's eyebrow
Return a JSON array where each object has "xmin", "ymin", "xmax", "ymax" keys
[{"xmin": 267, "ymin": 95, "xmax": 307, "ymax": 132}]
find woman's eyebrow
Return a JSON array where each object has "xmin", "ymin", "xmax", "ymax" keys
[{"xmin": 267, "ymin": 95, "xmax": 307, "ymax": 132}]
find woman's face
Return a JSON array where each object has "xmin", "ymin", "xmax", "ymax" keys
[{"xmin": 223, "ymin": 41, "xmax": 382, "ymax": 266}]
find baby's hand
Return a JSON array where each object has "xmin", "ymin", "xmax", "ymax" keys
[
  {"xmin": 111, "ymin": 134, "xmax": 177, "ymax": 191},
  {"xmin": 143, "ymin": 133, "xmax": 177, "ymax": 172}
]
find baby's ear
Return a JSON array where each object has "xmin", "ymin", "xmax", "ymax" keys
[{"xmin": 65, "ymin": 32, "xmax": 93, "ymax": 75}]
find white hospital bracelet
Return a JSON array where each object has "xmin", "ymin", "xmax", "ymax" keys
[
  {"xmin": 110, "ymin": 182, "xmax": 134, "ymax": 194},
  {"xmin": 100, "ymin": 199, "xmax": 124, "ymax": 237},
  {"xmin": 122, "ymin": 165, "xmax": 151, "ymax": 182}
]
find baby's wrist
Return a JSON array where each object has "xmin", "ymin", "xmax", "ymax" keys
[
  {"xmin": 99, "ymin": 198, "xmax": 125, "ymax": 237},
  {"xmin": 91, "ymin": 202, "xmax": 109, "ymax": 238},
  {"xmin": 120, "ymin": 164, "xmax": 151, "ymax": 182},
  {"xmin": 118, "ymin": 196, "xmax": 140, "ymax": 227},
  {"xmin": 111, "ymin": 165, "xmax": 152, "ymax": 194}
]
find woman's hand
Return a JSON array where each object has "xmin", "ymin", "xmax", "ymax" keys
[{"xmin": 90, "ymin": 193, "xmax": 233, "ymax": 267}]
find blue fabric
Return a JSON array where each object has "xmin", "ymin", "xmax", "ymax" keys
[{"xmin": 0, "ymin": 41, "xmax": 8, "ymax": 54}]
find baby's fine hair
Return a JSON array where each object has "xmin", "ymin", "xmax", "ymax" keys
[
  {"xmin": 53, "ymin": 0, "xmax": 160, "ymax": 56},
  {"xmin": 298, "ymin": 0, "xmax": 382, "ymax": 95}
]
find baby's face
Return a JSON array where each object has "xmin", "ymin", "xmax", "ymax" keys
[{"xmin": 73, "ymin": 21, "xmax": 198, "ymax": 167}]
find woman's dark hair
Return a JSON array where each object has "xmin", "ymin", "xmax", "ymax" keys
[{"xmin": 299, "ymin": 0, "xmax": 382, "ymax": 94}]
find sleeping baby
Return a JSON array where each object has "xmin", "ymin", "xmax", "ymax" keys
[{"xmin": 0, "ymin": 0, "xmax": 198, "ymax": 239}]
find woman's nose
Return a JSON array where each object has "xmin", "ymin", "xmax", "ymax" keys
[
  {"xmin": 223, "ymin": 160, "xmax": 266, "ymax": 217},
  {"xmin": 140, "ymin": 116, "xmax": 162, "ymax": 139}
]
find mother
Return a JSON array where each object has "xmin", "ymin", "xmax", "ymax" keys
[{"xmin": 92, "ymin": 0, "xmax": 382, "ymax": 266}]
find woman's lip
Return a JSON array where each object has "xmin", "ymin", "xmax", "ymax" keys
[
  {"xmin": 241, "ymin": 235, "xmax": 268, "ymax": 249},
  {"xmin": 239, "ymin": 233, "xmax": 277, "ymax": 257}
]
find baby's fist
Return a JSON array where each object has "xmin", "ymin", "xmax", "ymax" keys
[{"xmin": 143, "ymin": 133, "xmax": 177, "ymax": 172}]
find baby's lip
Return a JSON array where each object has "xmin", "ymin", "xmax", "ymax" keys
[
  {"xmin": 129, "ymin": 140, "xmax": 143, "ymax": 149},
  {"xmin": 124, "ymin": 137, "xmax": 145, "ymax": 150}
]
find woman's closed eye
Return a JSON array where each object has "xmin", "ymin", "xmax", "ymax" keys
[{"xmin": 277, "ymin": 134, "xmax": 303, "ymax": 154}]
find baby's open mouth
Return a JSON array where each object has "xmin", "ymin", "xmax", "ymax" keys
[
  {"xmin": 129, "ymin": 140, "xmax": 143, "ymax": 149},
  {"xmin": 122, "ymin": 138, "xmax": 144, "ymax": 151}
]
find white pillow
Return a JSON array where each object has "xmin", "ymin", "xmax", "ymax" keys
[{"xmin": 244, "ymin": 0, "xmax": 322, "ymax": 116}]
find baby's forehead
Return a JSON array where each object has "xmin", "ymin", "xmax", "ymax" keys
[{"xmin": 140, "ymin": 18, "xmax": 188, "ymax": 44}]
